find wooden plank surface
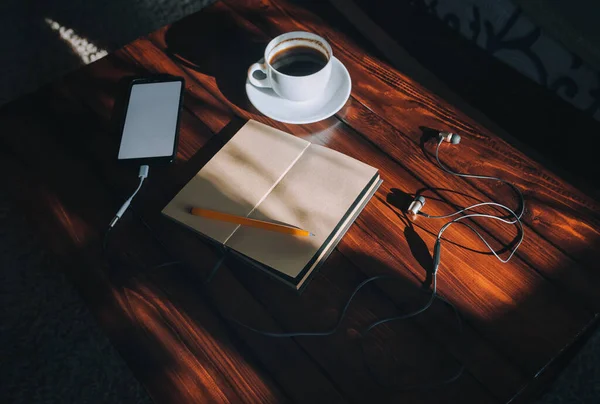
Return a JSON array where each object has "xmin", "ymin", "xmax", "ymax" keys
[
  {"xmin": 1, "ymin": 0, "xmax": 598, "ymax": 402},
  {"xmin": 48, "ymin": 51, "xmax": 495, "ymax": 404}
]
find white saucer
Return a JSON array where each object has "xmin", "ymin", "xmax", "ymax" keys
[{"xmin": 245, "ymin": 57, "xmax": 351, "ymax": 124}]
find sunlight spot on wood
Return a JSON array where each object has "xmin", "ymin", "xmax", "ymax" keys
[{"xmin": 45, "ymin": 193, "xmax": 88, "ymax": 246}]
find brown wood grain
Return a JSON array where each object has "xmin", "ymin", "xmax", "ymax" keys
[
  {"xmin": 0, "ymin": 95, "xmax": 296, "ymax": 404},
  {"xmin": 225, "ymin": 0, "xmax": 600, "ymax": 266},
  {"xmin": 141, "ymin": 0, "xmax": 595, "ymax": 373},
  {"xmin": 52, "ymin": 5, "xmax": 600, "ymax": 398},
  {"xmin": 49, "ymin": 51, "xmax": 496, "ymax": 403},
  {"xmin": 1, "ymin": 0, "xmax": 599, "ymax": 403}
]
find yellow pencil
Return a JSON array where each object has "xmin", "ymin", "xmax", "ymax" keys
[{"xmin": 189, "ymin": 207, "xmax": 315, "ymax": 237}]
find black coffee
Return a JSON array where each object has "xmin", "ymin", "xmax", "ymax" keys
[{"xmin": 269, "ymin": 46, "xmax": 328, "ymax": 76}]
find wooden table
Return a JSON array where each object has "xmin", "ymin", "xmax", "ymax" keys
[{"xmin": 1, "ymin": 0, "xmax": 599, "ymax": 402}]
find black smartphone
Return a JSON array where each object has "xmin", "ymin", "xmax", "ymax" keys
[{"xmin": 117, "ymin": 75, "xmax": 184, "ymax": 165}]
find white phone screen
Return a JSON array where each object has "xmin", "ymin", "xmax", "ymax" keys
[{"xmin": 118, "ymin": 80, "xmax": 182, "ymax": 160}]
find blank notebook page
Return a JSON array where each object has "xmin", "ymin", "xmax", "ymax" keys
[
  {"xmin": 225, "ymin": 144, "xmax": 378, "ymax": 278},
  {"xmin": 162, "ymin": 120, "xmax": 309, "ymax": 244}
]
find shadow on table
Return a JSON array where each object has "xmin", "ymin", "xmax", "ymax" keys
[
  {"xmin": 163, "ymin": 8, "xmax": 269, "ymax": 112},
  {"xmin": 385, "ymin": 185, "xmax": 513, "ymax": 277},
  {"xmin": 3, "ymin": 90, "xmax": 599, "ymax": 402},
  {"xmin": 385, "ymin": 188, "xmax": 434, "ymax": 288}
]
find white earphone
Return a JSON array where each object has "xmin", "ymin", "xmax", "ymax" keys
[{"xmin": 407, "ymin": 131, "xmax": 525, "ymax": 268}]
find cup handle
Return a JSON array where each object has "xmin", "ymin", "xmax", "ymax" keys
[{"xmin": 248, "ymin": 62, "xmax": 270, "ymax": 88}]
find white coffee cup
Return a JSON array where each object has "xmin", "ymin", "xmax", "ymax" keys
[{"xmin": 247, "ymin": 31, "xmax": 332, "ymax": 102}]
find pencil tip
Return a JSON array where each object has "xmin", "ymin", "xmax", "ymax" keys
[{"xmin": 310, "ymin": 232, "xmax": 316, "ymax": 237}]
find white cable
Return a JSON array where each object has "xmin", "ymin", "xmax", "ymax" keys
[
  {"xmin": 437, "ymin": 206, "xmax": 524, "ymax": 264},
  {"xmin": 433, "ymin": 139, "xmax": 525, "ymax": 220},
  {"xmin": 420, "ymin": 138, "xmax": 526, "ymax": 263},
  {"xmin": 109, "ymin": 165, "xmax": 149, "ymax": 228},
  {"xmin": 423, "ymin": 201, "xmax": 520, "ymax": 224}
]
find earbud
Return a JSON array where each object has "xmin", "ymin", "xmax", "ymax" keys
[
  {"xmin": 407, "ymin": 195, "xmax": 426, "ymax": 215},
  {"xmin": 439, "ymin": 131, "xmax": 461, "ymax": 145}
]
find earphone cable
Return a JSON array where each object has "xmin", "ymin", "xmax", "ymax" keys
[
  {"xmin": 360, "ymin": 275, "xmax": 465, "ymax": 390},
  {"xmin": 430, "ymin": 198, "xmax": 524, "ymax": 265},
  {"xmin": 100, "ymin": 135, "xmax": 532, "ymax": 391},
  {"xmin": 227, "ymin": 274, "xmax": 440, "ymax": 338},
  {"xmin": 420, "ymin": 201, "xmax": 520, "ymax": 223},
  {"xmin": 122, "ymin": 249, "xmax": 465, "ymax": 390},
  {"xmin": 433, "ymin": 139, "xmax": 525, "ymax": 220}
]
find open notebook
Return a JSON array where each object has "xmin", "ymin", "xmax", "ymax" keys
[{"xmin": 162, "ymin": 120, "xmax": 381, "ymax": 290}]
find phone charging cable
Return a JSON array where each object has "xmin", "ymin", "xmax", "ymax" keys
[{"xmin": 109, "ymin": 165, "xmax": 149, "ymax": 228}]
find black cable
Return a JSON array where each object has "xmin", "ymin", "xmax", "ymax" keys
[
  {"xmin": 360, "ymin": 288, "xmax": 465, "ymax": 390},
  {"xmin": 143, "ymin": 258, "xmax": 446, "ymax": 339},
  {"xmin": 103, "ymin": 220, "xmax": 465, "ymax": 389},
  {"xmin": 99, "ymin": 132, "xmax": 531, "ymax": 392},
  {"xmin": 212, "ymin": 137, "xmax": 524, "ymax": 387},
  {"xmin": 203, "ymin": 254, "xmax": 466, "ymax": 390},
  {"xmin": 203, "ymin": 250, "xmax": 227, "ymax": 285},
  {"xmin": 106, "ymin": 135, "xmax": 538, "ymax": 390},
  {"xmin": 228, "ymin": 274, "xmax": 433, "ymax": 338},
  {"xmin": 359, "ymin": 276, "xmax": 438, "ymax": 338}
]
